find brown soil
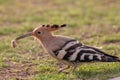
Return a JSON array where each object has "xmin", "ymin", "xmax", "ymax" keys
[{"xmin": 0, "ymin": 61, "xmax": 39, "ymax": 80}]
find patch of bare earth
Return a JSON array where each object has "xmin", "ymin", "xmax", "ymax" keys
[
  {"xmin": 0, "ymin": 51, "xmax": 52, "ymax": 80},
  {"xmin": 0, "ymin": 59, "xmax": 40, "ymax": 80}
]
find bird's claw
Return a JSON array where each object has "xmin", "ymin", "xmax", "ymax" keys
[{"xmin": 58, "ymin": 68, "xmax": 69, "ymax": 74}]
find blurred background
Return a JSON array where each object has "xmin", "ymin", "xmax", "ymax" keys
[{"xmin": 0, "ymin": 0, "xmax": 120, "ymax": 80}]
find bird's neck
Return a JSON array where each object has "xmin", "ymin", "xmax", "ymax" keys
[
  {"xmin": 37, "ymin": 33, "xmax": 73, "ymax": 58},
  {"xmin": 38, "ymin": 33, "xmax": 54, "ymax": 48},
  {"xmin": 37, "ymin": 34, "xmax": 58, "ymax": 57}
]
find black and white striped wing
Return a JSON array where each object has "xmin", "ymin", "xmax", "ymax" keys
[{"xmin": 54, "ymin": 40, "xmax": 120, "ymax": 62}]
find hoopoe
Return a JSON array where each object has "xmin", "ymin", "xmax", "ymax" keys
[{"xmin": 11, "ymin": 24, "xmax": 120, "ymax": 73}]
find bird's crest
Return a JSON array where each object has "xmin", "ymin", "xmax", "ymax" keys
[{"xmin": 42, "ymin": 24, "xmax": 66, "ymax": 31}]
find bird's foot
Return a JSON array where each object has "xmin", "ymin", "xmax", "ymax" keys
[
  {"xmin": 58, "ymin": 69, "xmax": 69, "ymax": 74},
  {"xmin": 58, "ymin": 65, "xmax": 70, "ymax": 74}
]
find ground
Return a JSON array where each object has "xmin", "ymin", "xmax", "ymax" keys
[{"xmin": 0, "ymin": 0, "xmax": 120, "ymax": 80}]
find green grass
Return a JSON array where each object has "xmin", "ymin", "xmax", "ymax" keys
[{"xmin": 0, "ymin": 0, "xmax": 120, "ymax": 80}]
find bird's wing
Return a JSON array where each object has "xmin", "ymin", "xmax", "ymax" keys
[{"xmin": 54, "ymin": 40, "xmax": 120, "ymax": 62}]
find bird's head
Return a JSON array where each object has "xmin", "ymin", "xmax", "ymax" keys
[{"xmin": 11, "ymin": 24, "xmax": 66, "ymax": 48}]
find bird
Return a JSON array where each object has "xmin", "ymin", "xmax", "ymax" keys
[{"xmin": 11, "ymin": 24, "xmax": 120, "ymax": 73}]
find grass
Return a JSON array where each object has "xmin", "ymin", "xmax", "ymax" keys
[{"xmin": 0, "ymin": 0, "xmax": 120, "ymax": 80}]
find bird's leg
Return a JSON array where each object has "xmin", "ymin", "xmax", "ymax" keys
[
  {"xmin": 58, "ymin": 65, "xmax": 70, "ymax": 73},
  {"xmin": 72, "ymin": 65, "xmax": 78, "ymax": 73}
]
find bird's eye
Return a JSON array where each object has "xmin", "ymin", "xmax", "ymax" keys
[{"xmin": 37, "ymin": 31, "xmax": 41, "ymax": 34}]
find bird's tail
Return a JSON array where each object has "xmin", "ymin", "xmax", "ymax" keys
[
  {"xmin": 85, "ymin": 46, "xmax": 120, "ymax": 62},
  {"xmin": 101, "ymin": 55, "xmax": 120, "ymax": 62}
]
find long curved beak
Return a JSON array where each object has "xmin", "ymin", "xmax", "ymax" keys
[
  {"xmin": 11, "ymin": 32, "xmax": 33, "ymax": 48},
  {"xmin": 15, "ymin": 32, "xmax": 33, "ymax": 41}
]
